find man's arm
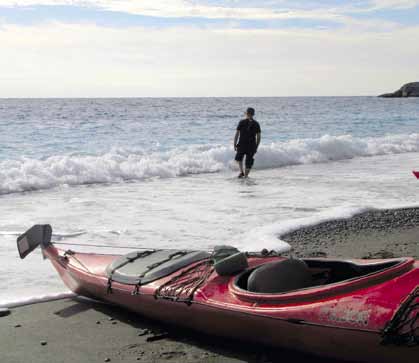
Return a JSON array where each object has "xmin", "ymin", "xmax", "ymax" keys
[
  {"xmin": 234, "ymin": 130, "xmax": 240, "ymax": 151},
  {"xmin": 256, "ymin": 132, "xmax": 261, "ymax": 152}
]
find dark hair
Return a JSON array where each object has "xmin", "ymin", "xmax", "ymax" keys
[{"xmin": 246, "ymin": 107, "xmax": 255, "ymax": 116}]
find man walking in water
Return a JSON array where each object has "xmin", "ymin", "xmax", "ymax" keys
[{"xmin": 234, "ymin": 107, "xmax": 261, "ymax": 178}]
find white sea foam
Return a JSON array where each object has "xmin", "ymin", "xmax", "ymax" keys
[
  {"xmin": 0, "ymin": 231, "xmax": 21, "ymax": 236},
  {"xmin": 0, "ymin": 292, "xmax": 76, "ymax": 308},
  {"xmin": 240, "ymin": 206, "xmax": 372, "ymax": 253},
  {"xmin": 1, "ymin": 133, "xmax": 419, "ymax": 195}
]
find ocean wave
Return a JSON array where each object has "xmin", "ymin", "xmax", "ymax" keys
[{"xmin": 1, "ymin": 133, "xmax": 419, "ymax": 195}]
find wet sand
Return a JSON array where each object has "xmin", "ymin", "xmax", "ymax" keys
[{"xmin": 1, "ymin": 207, "xmax": 418, "ymax": 362}]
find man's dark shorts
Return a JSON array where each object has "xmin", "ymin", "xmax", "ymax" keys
[{"xmin": 235, "ymin": 149, "xmax": 255, "ymax": 169}]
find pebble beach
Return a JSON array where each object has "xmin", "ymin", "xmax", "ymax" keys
[{"xmin": 283, "ymin": 207, "xmax": 419, "ymax": 259}]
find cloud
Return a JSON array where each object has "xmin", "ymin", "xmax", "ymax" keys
[
  {"xmin": 0, "ymin": 0, "xmax": 345, "ymax": 20},
  {"xmin": 1, "ymin": 21, "xmax": 418, "ymax": 97},
  {"xmin": 2, "ymin": 1, "xmax": 419, "ymax": 19},
  {"xmin": 369, "ymin": 0, "xmax": 419, "ymax": 10},
  {"xmin": 0, "ymin": 1, "xmax": 417, "ymax": 97},
  {"xmin": 0, "ymin": 0, "xmax": 412, "ymax": 34}
]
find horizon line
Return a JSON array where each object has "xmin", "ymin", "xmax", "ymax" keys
[{"xmin": 0, "ymin": 95, "xmax": 381, "ymax": 99}]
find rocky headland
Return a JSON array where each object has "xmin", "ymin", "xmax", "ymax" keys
[{"xmin": 379, "ymin": 82, "xmax": 419, "ymax": 97}]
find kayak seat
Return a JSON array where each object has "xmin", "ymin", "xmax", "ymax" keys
[
  {"xmin": 247, "ymin": 259, "xmax": 312, "ymax": 293},
  {"xmin": 106, "ymin": 249, "xmax": 210, "ymax": 286}
]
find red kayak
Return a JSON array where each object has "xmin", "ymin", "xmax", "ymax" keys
[
  {"xmin": 17, "ymin": 225, "xmax": 418, "ymax": 362},
  {"xmin": 413, "ymin": 171, "xmax": 419, "ymax": 179}
]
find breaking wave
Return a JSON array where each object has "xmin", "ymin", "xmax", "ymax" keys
[{"xmin": 1, "ymin": 133, "xmax": 419, "ymax": 195}]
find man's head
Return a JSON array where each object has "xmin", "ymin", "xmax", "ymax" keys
[{"xmin": 246, "ymin": 107, "xmax": 255, "ymax": 119}]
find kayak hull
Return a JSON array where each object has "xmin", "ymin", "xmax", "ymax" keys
[{"xmin": 45, "ymin": 246, "xmax": 418, "ymax": 363}]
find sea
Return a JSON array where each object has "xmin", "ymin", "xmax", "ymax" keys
[{"xmin": 1, "ymin": 97, "xmax": 419, "ymax": 306}]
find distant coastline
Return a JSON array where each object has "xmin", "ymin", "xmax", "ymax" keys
[{"xmin": 379, "ymin": 82, "xmax": 419, "ymax": 98}]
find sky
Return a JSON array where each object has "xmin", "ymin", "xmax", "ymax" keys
[{"xmin": 0, "ymin": 0, "xmax": 418, "ymax": 97}]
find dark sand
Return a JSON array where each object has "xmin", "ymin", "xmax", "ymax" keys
[
  {"xmin": 1, "ymin": 207, "xmax": 418, "ymax": 362},
  {"xmin": 0, "ymin": 297, "xmax": 334, "ymax": 363}
]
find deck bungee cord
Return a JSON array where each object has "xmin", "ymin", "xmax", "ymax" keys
[{"xmin": 155, "ymin": 259, "xmax": 214, "ymax": 304}]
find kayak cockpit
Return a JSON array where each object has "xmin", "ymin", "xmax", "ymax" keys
[
  {"xmin": 231, "ymin": 257, "xmax": 413, "ymax": 302},
  {"xmin": 304, "ymin": 258, "xmax": 403, "ymax": 284}
]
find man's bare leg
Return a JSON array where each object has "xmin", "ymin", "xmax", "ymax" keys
[
  {"xmin": 244, "ymin": 154, "xmax": 253, "ymax": 178},
  {"xmin": 237, "ymin": 160, "xmax": 244, "ymax": 177}
]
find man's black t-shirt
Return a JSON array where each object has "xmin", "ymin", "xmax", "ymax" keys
[{"xmin": 236, "ymin": 119, "xmax": 261, "ymax": 151}]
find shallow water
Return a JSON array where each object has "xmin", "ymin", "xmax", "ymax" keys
[{"xmin": 1, "ymin": 97, "xmax": 418, "ymax": 304}]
